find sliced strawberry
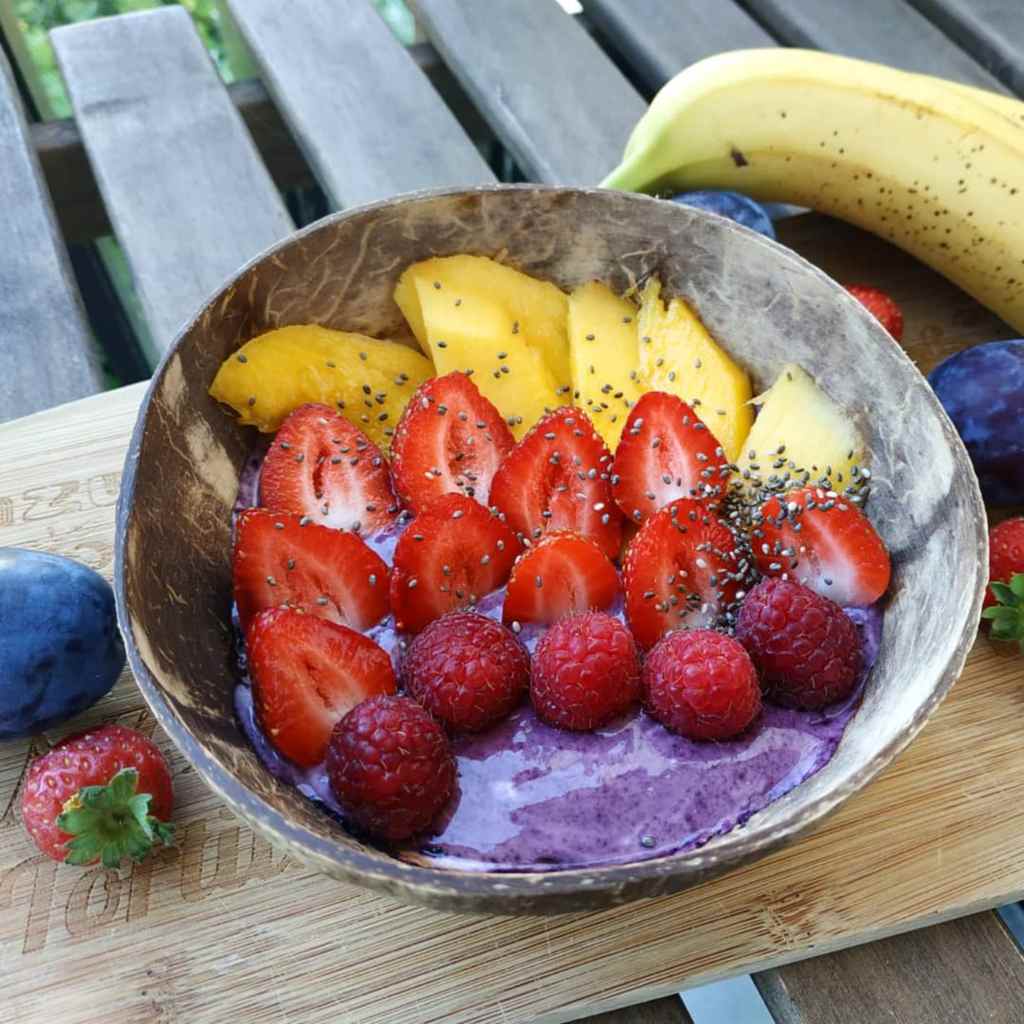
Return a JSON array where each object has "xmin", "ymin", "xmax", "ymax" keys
[
  {"xmin": 248, "ymin": 608, "xmax": 396, "ymax": 767},
  {"xmin": 233, "ymin": 508, "xmax": 389, "ymax": 632},
  {"xmin": 753, "ymin": 487, "xmax": 890, "ymax": 607},
  {"xmin": 390, "ymin": 494, "xmax": 520, "ymax": 633},
  {"xmin": 502, "ymin": 531, "xmax": 620, "ymax": 626},
  {"xmin": 391, "ymin": 372, "xmax": 514, "ymax": 511},
  {"xmin": 611, "ymin": 392, "xmax": 729, "ymax": 524},
  {"xmin": 489, "ymin": 407, "xmax": 623, "ymax": 559},
  {"xmin": 623, "ymin": 498, "xmax": 742, "ymax": 649},
  {"xmin": 260, "ymin": 404, "xmax": 399, "ymax": 534}
]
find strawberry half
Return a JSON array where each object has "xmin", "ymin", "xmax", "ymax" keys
[
  {"xmin": 502, "ymin": 530, "xmax": 620, "ymax": 626},
  {"xmin": 489, "ymin": 407, "xmax": 623, "ymax": 559},
  {"xmin": 260, "ymin": 403, "xmax": 399, "ymax": 534},
  {"xmin": 753, "ymin": 487, "xmax": 891, "ymax": 607},
  {"xmin": 611, "ymin": 391, "xmax": 729, "ymax": 523},
  {"xmin": 390, "ymin": 494, "xmax": 520, "ymax": 633},
  {"xmin": 391, "ymin": 372, "xmax": 514, "ymax": 511},
  {"xmin": 623, "ymin": 498, "xmax": 742, "ymax": 649},
  {"xmin": 248, "ymin": 608, "xmax": 397, "ymax": 767},
  {"xmin": 233, "ymin": 508, "xmax": 389, "ymax": 632}
]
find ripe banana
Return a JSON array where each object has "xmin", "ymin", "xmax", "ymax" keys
[{"xmin": 601, "ymin": 49, "xmax": 1024, "ymax": 333}]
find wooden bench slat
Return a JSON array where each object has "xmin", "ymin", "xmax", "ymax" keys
[
  {"xmin": 51, "ymin": 7, "xmax": 294, "ymax": 358},
  {"xmin": 584, "ymin": 0, "xmax": 775, "ymax": 93},
  {"xmin": 907, "ymin": 0, "xmax": 1024, "ymax": 95},
  {"xmin": 0, "ymin": 51, "xmax": 104, "ymax": 422},
  {"xmin": 754, "ymin": 911, "xmax": 1024, "ymax": 1024},
  {"xmin": 743, "ymin": 0, "xmax": 1010, "ymax": 93},
  {"xmin": 226, "ymin": 0, "xmax": 495, "ymax": 209},
  {"xmin": 416, "ymin": 0, "xmax": 646, "ymax": 185}
]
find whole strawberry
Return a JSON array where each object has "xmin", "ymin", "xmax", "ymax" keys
[
  {"xmin": 643, "ymin": 629, "xmax": 761, "ymax": 741},
  {"xmin": 531, "ymin": 611, "xmax": 641, "ymax": 731},
  {"xmin": 981, "ymin": 517, "xmax": 1024, "ymax": 646},
  {"xmin": 21, "ymin": 723, "xmax": 173, "ymax": 865},
  {"xmin": 327, "ymin": 695, "xmax": 455, "ymax": 841},
  {"xmin": 736, "ymin": 579, "xmax": 862, "ymax": 709},
  {"xmin": 403, "ymin": 613, "xmax": 529, "ymax": 733},
  {"xmin": 845, "ymin": 284, "xmax": 904, "ymax": 341}
]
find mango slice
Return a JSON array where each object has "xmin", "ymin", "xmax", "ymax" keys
[
  {"xmin": 636, "ymin": 278, "xmax": 753, "ymax": 462},
  {"xmin": 567, "ymin": 281, "xmax": 644, "ymax": 449},
  {"xmin": 394, "ymin": 255, "xmax": 569, "ymax": 438},
  {"xmin": 737, "ymin": 363, "xmax": 866, "ymax": 491},
  {"xmin": 208, "ymin": 324, "xmax": 433, "ymax": 449}
]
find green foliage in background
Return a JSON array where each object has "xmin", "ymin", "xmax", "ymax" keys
[
  {"xmin": 12, "ymin": 0, "xmax": 227, "ymax": 117},
  {"xmin": 10, "ymin": 0, "xmax": 414, "ymax": 119}
]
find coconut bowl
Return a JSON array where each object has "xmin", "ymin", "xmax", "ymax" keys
[{"xmin": 114, "ymin": 185, "xmax": 986, "ymax": 914}]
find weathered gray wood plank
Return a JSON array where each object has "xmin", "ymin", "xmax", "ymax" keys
[
  {"xmin": 907, "ymin": 0, "xmax": 1024, "ymax": 95},
  {"xmin": 417, "ymin": 0, "xmax": 646, "ymax": 184},
  {"xmin": 742, "ymin": 0, "xmax": 1011, "ymax": 93},
  {"xmin": 0, "ymin": 50, "xmax": 103, "ymax": 423},
  {"xmin": 227, "ymin": 0, "xmax": 494, "ymax": 209},
  {"xmin": 51, "ymin": 7, "xmax": 294, "ymax": 358},
  {"xmin": 584, "ymin": 0, "xmax": 775, "ymax": 93},
  {"xmin": 754, "ymin": 912, "xmax": 1024, "ymax": 1024}
]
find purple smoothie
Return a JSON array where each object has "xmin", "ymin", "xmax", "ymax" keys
[{"xmin": 232, "ymin": 455, "xmax": 882, "ymax": 871}]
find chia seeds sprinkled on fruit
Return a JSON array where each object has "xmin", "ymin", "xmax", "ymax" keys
[
  {"xmin": 247, "ymin": 396, "xmax": 256, "ymax": 407},
  {"xmin": 237, "ymin": 353, "xmax": 248, "ymax": 363}
]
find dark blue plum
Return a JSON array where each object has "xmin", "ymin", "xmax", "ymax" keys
[
  {"xmin": 928, "ymin": 339, "xmax": 1024, "ymax": 506},
  {"xmin": 0, "ymin": 548, "xmax": 125, "ymax": 738},
  {"xmin": 670, "ymin": 190, "xmax": 776, "ymax": 239}
]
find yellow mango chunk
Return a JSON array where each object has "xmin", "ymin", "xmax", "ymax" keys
[
  {"xmin": 637, "ymin": 278, "xmax": 753, "ymax": 461},
  {"xmin": 394, "ymin": 255, "xmax": 569, "ymax": 438},
  {"xmin": 208, "ymin": 324, "xmax": 433, "ymax": 449},
  {"xmin": 737, "ymin": 363, "xmax": 866, "ymax": 490},
  {"xmin": 567, "ymin": 281, "xmax": 644, "ymax": 448}
]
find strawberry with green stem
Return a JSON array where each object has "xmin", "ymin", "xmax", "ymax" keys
[
  {"xmin": 21, "ymin": 724, "xmax": 174, "ymax": 866},
  {"xmin": 980, "ymin": 517, "xmax": 1024, "ymax": 649},
  {"xmin": 982, "ymin": 575, "xmax": 1024, "ymax": 647}
]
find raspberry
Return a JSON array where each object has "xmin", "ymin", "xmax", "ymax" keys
[
  {"xmin": 530, "ymin": 611, "xmax": 641, "ymax": 731},
  {"xmin": 403, "ymin": 613, "xmax": 529, "ymax": 732},
  {"xmin": 735, "ymin": 579, "xmax": 862, "ymax": 710},
  {"xmin": 326, "ymin": 695, "xmax": 456, "ymax": 841},
  {"xmin": 643, "ymin": 629, "xmax": 761, "ymax": 741}
]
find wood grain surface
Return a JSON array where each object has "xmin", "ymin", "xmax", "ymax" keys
[
  {"xmin": 742, "ymin": 0, "xmax": 1010, "ymax": 92},
  {"xmin": 50, "ymin": 7, "xmax": 294, "ymax": 359},
  {"xmin": 0, "ymin": 50, "xmax": 103, "ymax": 421},
  {"xmin": 227, "ymin": 0, "xmax": 494, "ymax": 209},
  {"xmin": 755, "ymin": 911, "xmax": 1024, "ymax": 1024},
  {"xmin": 1, "ymin": 214, "xmax": 1022, "ymax": 1024},
  {"xmin": 906, "ymin": 0, "xmax": 1024, "ymax": 95},
  {"xmin": 417, "ymin": 0, "xmax": 645, "ymax": 184},
  {"xmin": 583, "ymin": 0, "xmax": 773, "ymax": 94}
]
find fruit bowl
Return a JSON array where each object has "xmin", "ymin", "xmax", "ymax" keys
[{"xmin": 114, "ymin": 185, "xmax": 986, "ymax": 913}]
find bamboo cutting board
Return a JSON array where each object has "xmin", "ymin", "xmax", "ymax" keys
[{"xmin": 2, "ymin": 215, "xmax": 1024, "ymax": 1024}]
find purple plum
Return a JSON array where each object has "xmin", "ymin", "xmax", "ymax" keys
[
  {"xmin": 928, "ymin": 339, "xmax": 1024, "ymax": 506},
  {"xmin": 670, "ymin": 191, "xmax": 776, "ymax": 239}
]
